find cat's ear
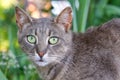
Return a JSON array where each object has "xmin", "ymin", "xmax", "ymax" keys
[
  {"xmin": 55, "ymin": 7, "xmax": 72, "ymax": 32},
  {"xmin": 15, "ymin": 6, "xmax": 32, "ymax": 31}
]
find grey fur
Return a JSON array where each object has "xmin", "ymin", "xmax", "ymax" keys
[{"xmin": 16, "ymin": 6, "xmax": 120, "ymax": 80}]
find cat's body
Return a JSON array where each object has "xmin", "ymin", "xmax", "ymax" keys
[{"xmin": 15, "ymin": 7, "xmax": 120, "ymax": 80}]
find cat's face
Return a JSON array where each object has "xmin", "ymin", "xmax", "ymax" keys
[{"xmin": 15, "ymin": 7, "xmax": 72, "ymax": 67}]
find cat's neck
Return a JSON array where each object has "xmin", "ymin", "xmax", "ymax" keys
[{"xmin": 36, "ymin": 63, "xmax": 63, "ymax": 80}]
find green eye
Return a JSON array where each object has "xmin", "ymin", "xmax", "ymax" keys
[
  {"xmin": 48, "ymin": 37, "xmax": 59, "ymax": 45},
  {"xmin": 27, "ymin": 35, "xmax": 36, "ymax": 44}
]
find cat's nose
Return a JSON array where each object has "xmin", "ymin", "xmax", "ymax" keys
[{"xmin": 38, "ymin": 52, "xmax": 44, "ymax": 58}]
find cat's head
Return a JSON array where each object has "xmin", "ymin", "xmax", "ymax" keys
[{"xmin": 15, "ymin": 7, "xmax": 72, "ymax": 67}]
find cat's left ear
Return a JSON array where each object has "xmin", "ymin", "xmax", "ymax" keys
[{"xmin": 55, "ymin": 7, "xmax": 72, "ymax": 32}]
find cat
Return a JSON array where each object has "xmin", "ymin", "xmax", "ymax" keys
[{"xmin": 15, "ymin": 6, "xmax": 120, "ymax": 80}]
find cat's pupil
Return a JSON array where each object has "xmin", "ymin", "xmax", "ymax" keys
[{"xmin": 53, "ymin": 39, "xmax": 56, "ymax": 41}]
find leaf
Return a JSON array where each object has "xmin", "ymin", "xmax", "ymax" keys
[
  {"xmin": 69, "ymin": 0, "xmax": 78, "ymax": 32},
  {"xmin": 69, "ymin": 0, "xmax": 91, "ymax": 32},
  {"xmin": 0, "ymin": 70, "xmax": 8, "ymax": 80},
  {"xmin": 78, "ymin": 0, "xmax": 91, "ymax": 32},
  {"xmin": 105, "ymin": 5, "xmax": 120, "ymax": 16}
]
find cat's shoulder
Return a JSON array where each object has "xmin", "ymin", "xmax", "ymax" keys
[
  {"xmin": 86, "ymin": 18, "xmax": 120, "ymax": 34},
  {"xmin": 75, "ymin": 18, "xmax": 120, "ymax": 47}
]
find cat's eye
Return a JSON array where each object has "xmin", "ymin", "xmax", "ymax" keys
[
  {"xmin": 27, "ymin": 35, "xmax": 36, "ymax": 44},
  {"xmin": 48, "ymin": 37, "xmax": 59, "ymax": 45}
]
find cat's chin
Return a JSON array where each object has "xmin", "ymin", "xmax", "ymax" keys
[{"xmin": 35, "ymin": 61, "xmax": 50, "ymax": 67}]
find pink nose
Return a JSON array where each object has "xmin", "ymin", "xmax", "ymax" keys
[{"xmin": 38, "ymin": 52, "xmax": 44, "ymax": 57}]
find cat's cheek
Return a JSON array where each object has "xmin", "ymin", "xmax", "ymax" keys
[{"xmin": 34, "ymin": 53, "xmax": 40, "ymax": 61}]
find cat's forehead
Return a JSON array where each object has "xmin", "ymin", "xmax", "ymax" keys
[
  {"xmin": 25, "ymin": 18, "xmax": 59, "ymax": 34},
  {"xmin": 30, "ymin": 18, "xmax": 57, "ymax": 30},
  {"xmin": 32, "ymin": 18, "xmax": 55, "ymax": 27}
]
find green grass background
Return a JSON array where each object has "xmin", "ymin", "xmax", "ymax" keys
[{"xmin": 0, "ymin": 0, "xmax": 120, "ymax": 80}]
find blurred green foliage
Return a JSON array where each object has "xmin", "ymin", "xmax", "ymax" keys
[
  {"xmin": 0, "ymin": 0, "xmax": 120, "ymax": 80},
  {"xmin": 69, "ymin": 0, "xmax": 120, "ymax": 32},
  {"xmin": 0, "ymin": 0, "xmax": 41, "ymax": 80}
]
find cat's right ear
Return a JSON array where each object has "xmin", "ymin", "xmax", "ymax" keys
[{"xmin": 15, "ymin": 6, "xmax": 32, "ymax": 31}]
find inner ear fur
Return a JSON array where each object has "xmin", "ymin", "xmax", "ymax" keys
[
  {"xmin": 15, "ymin": 6, "xmax": 32, "ymax": 31},
  {"xmin": 55, "ymin": 7, "xmax": 72, "ymax": 32}
]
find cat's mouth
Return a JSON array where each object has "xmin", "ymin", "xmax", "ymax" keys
[
  {"xmin": 34, "ymin": 57, "xmax": 44, "ymax": 62},
  {"xmin": 32, "ymin": 53, "xmax": 53, "ymax": 66},
  {"xmin": 38, "ymin": 59, "xmax": 43, "ymax": 62},
  {"xmin": 35, "ymin": 59, "xmax": 50, "ymax": 67}
]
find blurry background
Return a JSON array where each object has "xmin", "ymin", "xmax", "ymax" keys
[{"xmin": 0, "ymin": 0, "xmax": 120, "ymax": 80}]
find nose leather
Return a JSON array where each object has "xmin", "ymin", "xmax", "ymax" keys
[{"xmin": 38, "ymin": 52, "xmax": 44, "ymax": 57}]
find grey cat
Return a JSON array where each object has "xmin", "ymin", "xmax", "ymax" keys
[{"xmin": 15, "ymin": 6, "xmax": 120, "ymax": 80}]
